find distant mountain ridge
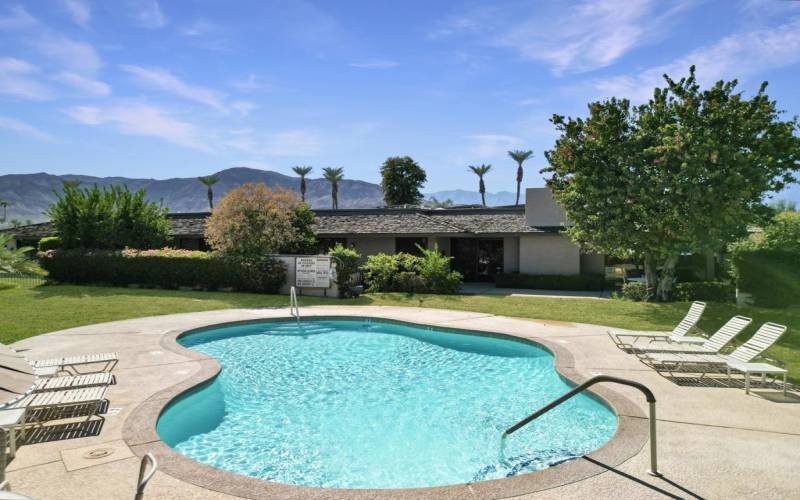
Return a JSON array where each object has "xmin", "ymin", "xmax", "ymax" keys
[
  {"xmin": 0, "ymin": 167, "xmax": 519, "ymax": 224},
  {"xmin": 0, "ymin": 167, "xmax": 384, "ymax": 224}
]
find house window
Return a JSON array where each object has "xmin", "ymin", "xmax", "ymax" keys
[{"xmin": 395, "ymin": 237, "xmax": 427, "ymax": 255}]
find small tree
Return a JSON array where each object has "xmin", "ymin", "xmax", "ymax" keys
[
  {"xmin": 322, "ymin": 167, "xmax": 344, "ymax": 209},
  {"xmin": 468, "ymin": 164, "xmax": 492, "ymax": 207},
  {"xmin": 544, "ymin": 66, "xmax": 800, "ymax": 301},
  {"xmin": 760, "ymin": 211, "xmax": 800, "ymax": 250},
  {"xmin": 380, "ymin": 156, "xmax": 427, "ymax": 206},
  {"xmin": 204, "ymin": 183, "xmax": 315, "ymax": 256},
  {"xmin": 47, "ymin": 182, "xmax": 169, "ymax": 249},
  {"xmin": 508, "ymin": 150, "xmax": 533, "ymax": 206},
  {"xmin": 292, "ymin": 166, "xmax": 313, "ymax": 202},
  {"xmin": 328, "ymin": 243, "xmax": 361, "ymax": 289},
  {"xmin": 198, "ymin": 174, "xmax": 220, "ymax": 210}
]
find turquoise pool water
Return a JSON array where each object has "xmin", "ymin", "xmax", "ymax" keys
[{"xmin": 157, "ymin": 319, "xmax": 617, "ymax": 489}]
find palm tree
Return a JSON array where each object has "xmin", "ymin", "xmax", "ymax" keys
[
  {"xmin": 508, "ymin": 149, "xmax": 533, "ymax": 206},
  {"xmin": 198, "ymin": 175, "xmax": 220, "ymax": 210},
  {"xmin": 292, "ymin": 166, "xmax": 313, "ymax": 202},
  {"xmin": 0, "ymin": 234, "xmax": 45, "ymax": 275},
  {"xmin": 468, "ymin": 164, "xmax": 492, "ymax": 207},
  {"xmin": 0, "ymin": 199, "xmax": 9, "ymax": 223},
  {"xmin": 322, "ymin": 167, "xmax": 344, "ymax": 209}
]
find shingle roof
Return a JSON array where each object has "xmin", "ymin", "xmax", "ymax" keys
[{"xmin": 3, "ymin": 207, "xmax": 555, "ymax": 240}]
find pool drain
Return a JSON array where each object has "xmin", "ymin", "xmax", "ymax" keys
[{"xmin": 83, "ymin": 448, "xmax": 114, "ymax": 459}]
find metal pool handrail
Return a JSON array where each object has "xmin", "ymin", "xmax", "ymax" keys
[
  {"xmin": 502, "ymin": 375, "xmax": 661, "ymax": 477},
  {"xmin": 289, "ymin": 286, "xmax": 300, "ymax": 322},
  {"xmin": 134, "ymin": 453, "xmax": 158, "ymax": 500}
]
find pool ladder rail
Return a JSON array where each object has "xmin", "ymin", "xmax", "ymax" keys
[
  {"xmin": 503, "ymin": 375, "xmax": 661, "ymax": 477},
  {"xmin": 289, "ymin": 286, "xmax": 300, "ymax": 322}
]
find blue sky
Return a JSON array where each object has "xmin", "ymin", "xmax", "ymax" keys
[{"xmin": 1, "ymin": 0, "xmax": 799, "ymax": 197}]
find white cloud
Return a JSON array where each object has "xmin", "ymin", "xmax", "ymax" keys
[
  {"xmin": 434, "ymin": 0, "xmax": 692, "ymax": 75},
  {"xmin": 230, "ymin": 100, "xmax": 256, "ymax": 116},
  {"xmin": 0, "ymin": 116, "xmax": 54, "ymax": 141},
  {"xmin": 62, "ymin": 0, "xmax": 91, "ymax": 28},
  {"xmin": 231, "ymin": 74, "xmax": 270, "ymax": 92},
  {"xmin": 0, "ymin": 57, "xmax": 53, "ymax": 100},
  {"xmin": 34, "ymin": 35, "xmax": 102, "ymax": 75},
  {"xmin": 66, "ymin": 102, "xmax": 210, "ymax": 151},
  {"xmin": 466, "ymin": 134, "xmax": 522, "ymax": 158},
  {"xmin": 120, "ymin": 65, "xmax": 226, "ymax": 111},
  {"xmin": 0, "ymin": 5, "xmax": 36, "ymax": 29},
  {"xmin": 591, "ymin": 16, "xmax": 800, "ymax": 101},
  {"xmin": 349, "ymin": 59, "xmax": 399, "ymax": 69},
  {"xmin": 55, "ymin": 72, "xmax": 111, "ymax": 97},
  {"xmin": 132, "ymin": 0, "xmax": 167, "ymax": 29}
]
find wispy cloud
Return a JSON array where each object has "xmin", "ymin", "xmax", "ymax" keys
[
  {"xmin": 0, "ymin": 57, "xmax": 53, "ymax": 100},
  {"xmin": 231, "ymin": 74, "xmax": 270, "ymax": 92},
  {"xmin": 66, "ymin": 102, "xmax": 210, "ymax": 151},
  {"xmin": 466, "ymin": 134, "xmax": 522, "ymax": 158},
  {"xmin": 120, "ymin": 65, "xmax": 226, "ymax": 111},
  {"xmin": 62, "ymin": 0, "xmax": 91, "ymax": 28},
  {"xmin": 55, "ymin": 72, "xmax": 111, "ymax": 97},
  {"xmin": 591, "ymin": 16, "xmax": 800, "ymax": 101},
  {"xmin": 34, "ymin": 34, "xmax": 102, "ymax": 75},
  {"xmin": 131, "ymin": 0, "xmax": 167, "ymax": 29},
  {"xmin": 180, "ymin": 19, "xmax": 216, "ymax": 37},
  {"xmin": 0, "ymin": 116, "xmax": 54, "ymax": 141},
  {"xmin": 349, "ymin": 59, "xmax": 399, "ymax": 69},
  {"xmin": 0, "ymin": 5, "xmax": 36, "ymax": 29},
  {"xmin": 433, "ymin": 0, "xmax": 693, "ymax": 75}
]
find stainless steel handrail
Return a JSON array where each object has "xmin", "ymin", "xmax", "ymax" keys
[
  {"xmin": 289, "ymin": 286, "xmax": 300, "ymax": 322},
  {"xmin": 503, "ymin": 375, "xmax": 661, "ymax": 477},
  {"xmin": 134, "ymin": 453, "xmax": 158, "ymax": 500}
]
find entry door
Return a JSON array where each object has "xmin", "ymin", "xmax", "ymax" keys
[{"xmin": 451, "ymin": 238, "xmax": 504, "ymax": 282}]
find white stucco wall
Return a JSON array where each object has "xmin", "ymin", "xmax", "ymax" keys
[
  {"xmin": 519, "ymin": 234, "xmax": 580, "ymax": 275},
  {"xmin": 525, "ymin": 188, "xmax": 569, "ymax": 227},
  {"xmin": 503, "ymin": 236, "xmax": 520, "ymax": 273}
]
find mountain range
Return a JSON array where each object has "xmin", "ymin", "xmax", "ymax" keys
[{"xmin": 0, "ymin": 167, "xmax": 519, "ymax": 225}]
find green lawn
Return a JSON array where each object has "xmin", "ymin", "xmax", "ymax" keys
[{"xmin": 1, "ymin": 284, "xmax": 797, "ymax": 382}]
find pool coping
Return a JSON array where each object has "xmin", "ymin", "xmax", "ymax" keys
[{"xmin": 122, "ymin": 313, "xmax": 649, "ymax": 499}]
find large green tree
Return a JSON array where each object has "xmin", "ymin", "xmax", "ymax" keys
[
  {"xmin": 380, "ymin": 156, "xmax": 427, "ymax": 206},
  {"xmin": 543, "ymin": 66, "xmax": 800, "ymax": 301},
  {"xmin": 47, "ymin": 182, "xmax": 170, "ymax": 249}
]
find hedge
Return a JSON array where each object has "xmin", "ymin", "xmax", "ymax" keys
[
  {"xmin": 39, "ymin": 249, "xmax": 286, "ymax": 294},
  {"xmin": 622, "ymin": 280, "xmax": 735, "ymax": 302},
  {"xmin": 731, "ymin": 248, "xmax": 800, "ymax": 308},
  {"xmin": 495, "ymin": 273, "xmax": 606, "ymax": 291}
]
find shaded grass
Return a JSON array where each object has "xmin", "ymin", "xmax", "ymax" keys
[{"xmin": 1, "ymin": 284, "xmax": 797, "ymax": 382}]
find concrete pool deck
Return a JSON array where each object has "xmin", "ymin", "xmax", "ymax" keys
[{"xmin": 5, "ymin": 306, "xmax": 799, "ymax": 499}]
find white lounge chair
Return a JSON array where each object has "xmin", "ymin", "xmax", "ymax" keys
[
  {"xmin": 630, "ymin": 316, "xmax": 751, "ymax": 355},
  {"xmin": 609, "ymin": 301, "xmax": 707, "ymax": 349},
  {"xmin": 3, "ymin": 385, "xmax": 109, "ymax": 429},
  {"xmin": 0, "ymin": 355, "xmax": 114, "ymax": 391},
  {"xmin": 0, "ymin": 344, "xmax": 118, "ymax": 375},
  {"xmin": 638, "ymin": 322, "xmax": 788, "ymax": 393}
]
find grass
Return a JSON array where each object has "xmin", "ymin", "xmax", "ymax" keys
[{"xmin": 1, "ymin": 284, "xmax": 798, "ymax": 382}]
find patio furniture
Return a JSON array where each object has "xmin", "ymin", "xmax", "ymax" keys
[
  {"xmin": 2, "ymin": 386, "xmax": 108, "ymax": 430},
  {"xmin": 638, "ymin": 323, "xmax": 788, "ymax": 390},
  {"xmin": 609, "ymin": 301, "xmax": 707, "ymax": 349},
  {"xmin": 630, "ymin": 315, "xmax": 751, "ymax": 355},
  {"xmin": 32, "ymin": 372, "xmax": 114, "ymax": 392},
  {"xmin": 30, "ymin": 352, "xmax": 118, "ymax": 376},
  {"xmin": 726, "ymin": 361, "xmax": 788, "ymax": 395},
  {"xmin": 0, "ymin": 409, "xmax": 25, "ymax": 459}
]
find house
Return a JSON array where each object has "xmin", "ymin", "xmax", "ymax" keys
[{"xmin": 2, "ymin": 188, "xmax": 604, "ymax": 282}]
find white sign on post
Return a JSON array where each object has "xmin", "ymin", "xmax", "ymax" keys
[{"xmin": 295, "ymin": 256, "xmax": 331, "ymax": 288}]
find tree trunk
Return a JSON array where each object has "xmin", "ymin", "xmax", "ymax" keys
[
  {"xmin": 655, "ymin": 255, "xmax": 679, "ymax": 302},
  {"xmin": 643, "ymin": 253, "xmax": 658, "ymax": 301},
  {"xmin": 300, "ymin": 178, "xmax": 306, "ymax": 202},
  {"xmin": 207, "ymin": 187, "xmax": 213, "ymax": 210},
  {"xmin": 479, "ymin": 178, "xmax": 486, "ymax": 207},
  {"xmin": 515, "ymin": 165, "xmax": 523, "ymax": 205}
]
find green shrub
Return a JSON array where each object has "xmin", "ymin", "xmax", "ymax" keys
[
  {"xmin": 328, "ymin": 243, "xmax": 361, "ymax": 288},
  {"xmin": 495, "ymin": 273, "xmax": 606, "ymax": 291},
  {"xmin": 362, "ymin": 248, "xmax": 462, "ymax": 294},
  {"xmin": 730, "ymin": 248, "xmax": 800, "ymax": 308},
  {"xmin": 38, "ymin": 249, "xmax": 286, "ymax": 293},
  {"xmin": 673, "ymin": 281, "xmax": 735, "ymax": 303},
  {"xmin": 38, "ymin": 236, "xmax": 61, "ymax": 251},
  {"xmin": 622, "ymin": 282, "xmax": 651, "ymax": 301}
]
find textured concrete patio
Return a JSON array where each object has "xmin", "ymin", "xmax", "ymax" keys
[{"xmin": 5, "ymin": 305, "xmax": 799, "ymax": 499}]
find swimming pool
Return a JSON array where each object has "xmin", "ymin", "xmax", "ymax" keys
[{"xmin": 157, "ymin": 319, "xmax": 617, "ymax": 489}]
